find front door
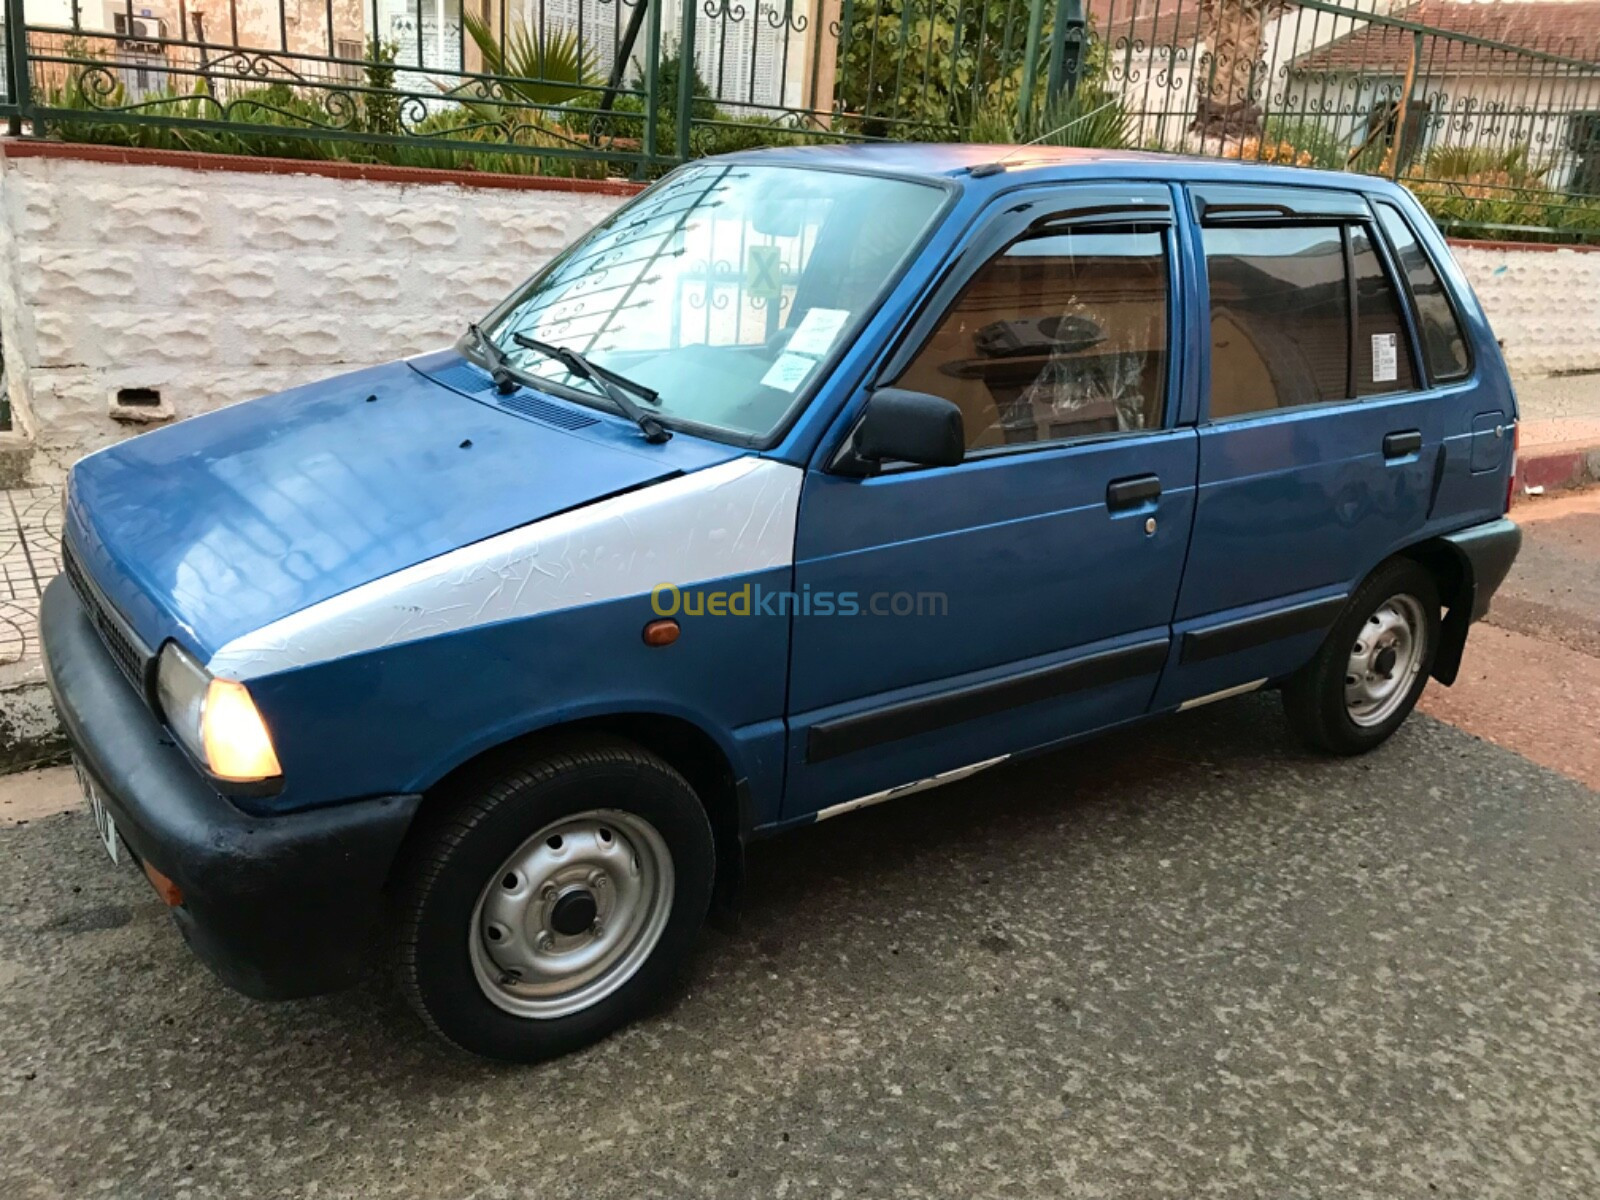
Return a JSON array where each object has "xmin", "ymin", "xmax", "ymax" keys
[{"xmin": 783, "ymin": 185, "xmax": 1199, "ymax": 820}]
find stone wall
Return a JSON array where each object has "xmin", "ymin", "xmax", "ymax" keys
[
  {"xmin": 1450, "ymin": 241, "xmax": 1600, "ymax": 379},
  {"xmin": 0, "ymin": 145, "xmax": 635, "ymax": 481}
]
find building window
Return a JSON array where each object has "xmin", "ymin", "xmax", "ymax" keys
[{"xmin": 335, "ymin": 38, "xmax": 365, "ymax": 83}]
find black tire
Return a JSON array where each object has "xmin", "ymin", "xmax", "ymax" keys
[
  {"xmin": 1282, "ymin": 558, "xmax": 1441, "ymax": 756},
  {"xmin": 395, "ymin": 736, "xmax": 715, "ymax": 1062}
]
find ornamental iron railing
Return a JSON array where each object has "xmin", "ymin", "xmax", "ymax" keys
[{"xmin": 0, "ymin": 0, "xmax": 1596, "ymax": 241}]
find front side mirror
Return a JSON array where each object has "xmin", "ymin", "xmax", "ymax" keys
[{"xmin": 840, "ymin": 388, "xmax": 965, "ymax": 475}]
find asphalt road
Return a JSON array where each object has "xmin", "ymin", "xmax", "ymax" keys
[{"xmin": 2, "ymin": 492, "xmax": 1597, "ymax": 1199}]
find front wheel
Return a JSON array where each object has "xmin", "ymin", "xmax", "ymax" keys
[
  {"xmin": 395, "ymin": 737, "xmax": 715, "ymax": 1062},
  {"xmin": 1282, "ymin": 559, "xmax": 1441, "ymax": 756}
]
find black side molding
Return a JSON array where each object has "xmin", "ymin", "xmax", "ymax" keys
[
  {"xmin": 1180, "ymin": 595, "xmax": 1348, "ymax": 664},
  {"xmin": 806, "ymin": 639, "xmax": 1170, "ymax": 763}
]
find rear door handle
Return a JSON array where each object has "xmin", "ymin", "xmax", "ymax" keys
[
  {"xmin": 1383, "ymin": 430, "xmax": 1423, "ymax": 459},
  {"xmin": 1107, "ymin": 473, "xmax": 1161, "ymax": 510}
]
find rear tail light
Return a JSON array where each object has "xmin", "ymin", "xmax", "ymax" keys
[{"xmin": 1505, "ymin": 421, "xmax": 1519, "ymax": 513}]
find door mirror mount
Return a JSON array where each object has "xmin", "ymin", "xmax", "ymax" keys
[{"xmin": 832, "ymin": 388, "xmax": 965, "ymax": 477}]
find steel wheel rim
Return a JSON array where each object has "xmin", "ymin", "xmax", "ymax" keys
[
  {"xmin": 1344, "ymin": 592, "xmax": 1427, "ymax": 728},
  {"xmin": 469, "ymin": 809, "xmax": 674, "ymax": 1020}
]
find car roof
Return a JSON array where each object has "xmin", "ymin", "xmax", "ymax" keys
[{"xmin": 719, "ymin": 142, "xmax": 1405, "ymax": 198}]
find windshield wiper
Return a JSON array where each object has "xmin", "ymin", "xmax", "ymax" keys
[
  {"xmin": 463, "ymin": 322, "xmax": 521, "ymax": 395},
  {"xmin": 510, "ymin": 332, "xmax": 671, "ymax": 444}
]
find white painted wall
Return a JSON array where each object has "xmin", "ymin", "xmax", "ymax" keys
[
  {"xmin": 1451, "ymin": 241, "xmax": 1600, "ymax": 378},
  {"xmin": 0, "ymin": 151, "xmax": 629, "ymax": 480},
  {"xmin": 0, "ymin": 148, "xmax": 1593, "ymax": 483}
]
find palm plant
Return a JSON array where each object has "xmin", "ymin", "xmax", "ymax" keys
[
  {"xmin": 433, "ymin": 13, "xmax": 600, "ymax": 149},
  {"xmin": 458, "ymin": 12, "xmax": 598, "ymax": 110},
  {"xmin": 965, "ymin": 83, "xmax": 1132, "ymax": 150},
  {"xmin": 1193, "ymin": 0, "xmax": 1282, "ymax": 145}
]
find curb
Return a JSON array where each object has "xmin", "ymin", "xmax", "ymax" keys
[
  {"xmin": 0, "ymin": 675, "xmax": 66, "ymax": 773},
  {"xmin": 1520, "ymin": 444, "xmax": 1600, "ymax": 495}
]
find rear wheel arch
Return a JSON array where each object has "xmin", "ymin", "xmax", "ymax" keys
[
  {"xmin": 1397, "ymin": 537, "xmax": 1473, "ymax": 685},
  {"xmin": 1283, "ymin": 555, "xmax": 1441, "ymax": 754}
]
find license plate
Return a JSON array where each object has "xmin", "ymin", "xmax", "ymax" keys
[{"xmin": 73, "ymin": 759, "xmax": 120, "ymax": 865}]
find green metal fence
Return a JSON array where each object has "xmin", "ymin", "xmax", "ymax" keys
[{"xmin": 0, "ymin": 0, "xmax": 1596, "ymax": 241}]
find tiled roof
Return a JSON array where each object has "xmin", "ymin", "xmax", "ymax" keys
[
  {"xmin": 1292, "ymin": 0, "xmax": 1600, "ymax": 72},
  {"xmin": 1089, "ymin": 0, "xmax": 1206, "ymax": 50}
]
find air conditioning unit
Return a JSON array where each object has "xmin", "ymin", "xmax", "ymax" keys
[{"xmin": 112, "ymin": 12, "xmax": 165, "ymax": 53}]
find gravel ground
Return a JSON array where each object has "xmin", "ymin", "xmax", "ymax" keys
[
  {"xmin": 2, "ymin": 695, "xmax": 1597, "ymax": 1199},
  {"xmin": 3, "ymin": 491, "xmax": 1598, "ymax": 1199}
]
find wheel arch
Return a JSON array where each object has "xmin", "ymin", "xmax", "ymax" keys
[
  {"xmin": 396, "ymin": 711, "xmax": 752, "ymax": 927},
  {"xmin": 1397, "ymin": 536, "xmax": 1475, "ymax": 687}
]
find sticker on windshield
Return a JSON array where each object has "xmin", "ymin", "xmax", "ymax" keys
[
  {"xmin": 760, "ymin": 352, "xmax": 817, "ymax": 393},
  {"xmin": 1372, "ymin": 333, "xmax": 1398, "ymax": 383},
  {"xmin": 786, "ymin": 308, "xmax": 851, "ymax": 358},
  {"xmin": 747, "ymin": 245, "xmax": 784, "ymax": 301}
]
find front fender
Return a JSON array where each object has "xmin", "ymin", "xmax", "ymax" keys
[{"xmin": 243, "ymin": 571, "xmax": 793, "ymax": 816}]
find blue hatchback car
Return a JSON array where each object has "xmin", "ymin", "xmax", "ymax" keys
[{"xmin": 44, "ymin": 145, "xmax": 1521, "ymax": 1060}]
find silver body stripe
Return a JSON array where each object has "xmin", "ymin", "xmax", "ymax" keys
[
  {"xmin": 1175, "ymin": 678, "xmax": 1268, "ymax": 711},
  {"xmin": 207, "ymin": 456, "xmax": 803, "ymax": 679},
  {"xmin": 812, "ymin": 756, "xmax": 1010, "ymax": 822}
]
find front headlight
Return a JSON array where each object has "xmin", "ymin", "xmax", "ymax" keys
[{"xmin": 156, "ymin": 643, "xmax": 282, "ymax": 783}]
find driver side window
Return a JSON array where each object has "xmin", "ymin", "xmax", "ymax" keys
[{"xmin": 892, "ymin": 227, "xmax": 1170, "ymax": 451}]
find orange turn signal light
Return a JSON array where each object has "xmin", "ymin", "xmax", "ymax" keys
[
  {"xmin": 642, "ymin": 619, "xmax": 680, "ymax": 647},
  {"xmin": 142, "ymin": 859, "xmax": 183, "ymax": 907}
]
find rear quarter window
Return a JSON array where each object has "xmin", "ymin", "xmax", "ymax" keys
[
  {"xmin": 1350, "ymin": 226, "xmax": 1419, "ymax": 396},
  {"xmin": 1374, "ymin": 201, "xmax": 1472, "ymax": 382}
]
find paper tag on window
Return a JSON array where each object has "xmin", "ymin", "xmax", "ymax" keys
[
  {"xmin": 786, "ymin": 308, "xmax": 851, "ymax": 358},
  {"xmin": 760, "ymin": 352, "xmax": 817, "ymax": 393},
  {"xmin": 1372, "ymin": 333, "xmax": 1398, "ymax": 383},
  {"xmin": 746, "ymin": 245, "xmax": 783, "ymax": 300}
]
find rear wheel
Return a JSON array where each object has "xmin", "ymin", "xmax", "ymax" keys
[
  {"xmin": 1282, "ymin": 559, "xmax": 1441, "ymax": 756},
  {"xmin": 395, "ymin": 737, "xmax": 715, "ymax": 1062}
]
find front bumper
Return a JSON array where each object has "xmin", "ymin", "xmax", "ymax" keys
[{"xmin": 41, "ymin": 575, "xmax": 420, "ymax": 999}]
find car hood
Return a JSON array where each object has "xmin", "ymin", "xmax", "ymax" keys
[{"xmin": 66, "ymin": 353, "xmax": 743, "ymax": 660}]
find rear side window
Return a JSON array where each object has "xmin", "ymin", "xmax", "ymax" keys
[
  {"xmin": 894, "ymin": 227, "xmax": 1169, "ymax": 451},
  {"xmin": 1374, "ymin": 201, "xmax": 1472, "ymax": 381},
  {"xmin": 1205, "ymin": 226, "xmax": 1349, "ymax": 418},
  {"xmin": 1351, "ymin": 226, "xmax": 1419, "ymax": 396}
]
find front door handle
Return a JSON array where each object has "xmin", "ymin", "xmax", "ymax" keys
[
  {"xmin": 1107, "ymin": 473, "xmax": 1161, "ymax": 510},
  {"xmin": 1383, "ymin": 430, "xmax": 1423, "ymax": 459}
]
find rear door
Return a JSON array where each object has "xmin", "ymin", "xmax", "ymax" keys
[
  {"xmin": 783, "ymin": 184, "xmax": 1200, "ymax": 820},
  {"xmin": 1155, "ymin": 183, "xmax": 1447, "ymax": 709}
]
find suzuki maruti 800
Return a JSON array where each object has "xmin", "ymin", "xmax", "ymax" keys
[{"xmin": 44, "ymin": 145, "xmax": 1521, "ymax": 1061}]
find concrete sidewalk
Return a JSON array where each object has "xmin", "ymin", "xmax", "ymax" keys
[
  {"xmin": 0, "ymin": 376, "xmax": 1593, "ymax": 771},
  {"xmin": 0, "ymin": 485, "xmax": 64, "ymax": 770},
  {"xmin": 1517, "ymin": 374, "xmax": 1600, "ymax": 490}
]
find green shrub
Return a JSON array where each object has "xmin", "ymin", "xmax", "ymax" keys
[{"xmin": 1260, "ymin": 116, "xmax": 1347, "ymax": 171}]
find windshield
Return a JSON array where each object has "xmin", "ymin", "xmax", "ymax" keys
[{"xmin": 478, "ymin": 163, "xmax": 948, "ymax": 443}]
